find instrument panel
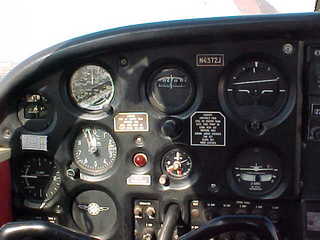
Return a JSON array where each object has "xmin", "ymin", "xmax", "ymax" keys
[{"xmin": 2, "ymin": 30, "xmax": 307, "ymax": 239}]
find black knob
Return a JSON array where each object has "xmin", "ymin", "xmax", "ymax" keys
[{"xmin": 161, "ymin": 119, "xmax": 182, "ymax": 138}]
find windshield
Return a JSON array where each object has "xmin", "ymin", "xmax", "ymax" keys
[{"xmin": 0, "ymin": 0, "xmax": 316, "ymax": 79}]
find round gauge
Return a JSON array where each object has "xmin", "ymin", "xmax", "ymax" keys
[
  {"xmin": 162, "ymin": 148, "xmax": 192, "ymax": 179},
  {"xmin": 18, "ymin": 93, "xmax": 54, "ymax": 131},
  {"xmin": 72, "ymin": 126, "xmax": 118, "ymax": 175},
  {"xmin": 219, "ymin": 59, "xmax": 289, "ymax": 124},
  {"xmin": 72, "ymin": 190, "xmax": 117, "ymax": 235},
  {"xmin": 228, "ymin": 147, "xmax": 283, "ymax": 197},
  {"xmin": 69, "ymin": 65, "xmax": 115, "ymax": 111},
  {"xmin": 147, "ymin": 66, "xmax": 195, "ymax": 114},
  {"xmin": 18, "ymin": 155, "xmax": 61, "ymax": 203}
]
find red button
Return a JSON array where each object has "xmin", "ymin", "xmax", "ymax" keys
[{"xmin": 133, "ymin": 153, "xmax": 148, "ymax": 167}]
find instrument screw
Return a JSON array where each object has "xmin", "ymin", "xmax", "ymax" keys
[
  {"xmin": 208, "ymin": 183, "xmax": 220, "ymax": 193},
  {"xmin": 66, "ymin": 168, "xmax": 76, "ymax": 179},
  {"xmin": 2, "ymin": 128, "xmax": 12, "ymax": 139},
  {"xmin": 120, "ymin": 57, "xmax": 128, "ymax": 67}
]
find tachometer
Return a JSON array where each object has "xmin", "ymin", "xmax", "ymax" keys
[
  {"xmin": 72, "ymin": 126, "xmax": 118, "ymax": 175},
  {"xmin": 69, "ymin": 65, "xmax": 115, "ymax": 111}
]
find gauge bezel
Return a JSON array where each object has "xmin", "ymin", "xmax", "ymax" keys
[
  {"xmin": 157, "ymin": 144, "xmax": 199, "ymax": 191},
  {"xmin": 68, "ymin": 64, "xmax": 115, "ymax": 112},
  {"xmin": 15, "ymin": 152, "xmax": 62, "ymax": 208},
  {"xmin": 71, "ymin": 189, "xmax": 119, "ymax": 238},
  {"xmin": 17, "ymin": 92, "xmax": 56, "ymax": 132},
  {"xmin": 143, "ymin": 59, "xmax": 198, "ymax": 116},
  {"xmin": 70, "ymin": 123, "xmax": 119, "ymax": 178},
  {"xmin": 226, "ymin": 146, "xmax": 288, "ymax": 199},
  {"xmin": 147, "ymin": 65, "xmax": 195, "ymax": 114},
  {"xmin": 218, "ymin": 54, "xmax": 296, "ymax": 134},
  {"xmin": 161, "ymin": 147, "xmax": 193, "ymax": 180}
]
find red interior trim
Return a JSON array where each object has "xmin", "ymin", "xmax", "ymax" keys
[{"xmin": 0, "ymin": 160, "xmax": 12, "ymax": 226}]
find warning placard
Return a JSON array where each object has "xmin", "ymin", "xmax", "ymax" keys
[
  {"xmin": 114, "ymin": 112, "xmax": 149, "ymax": 132},
  {"xmin": 190, "ymin": 111, "xmax": 226, "ymax": 146}
]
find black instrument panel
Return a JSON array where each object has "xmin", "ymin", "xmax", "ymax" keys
[
  {"xmin": 9, "ymin": 39, "xmax": 300, "ymax": 239},
  {"xmin": 2, "ymin": 13, "xmax": 320, "ymax": 240}
]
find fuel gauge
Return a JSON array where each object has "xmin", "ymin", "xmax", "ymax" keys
[{"xmin": 162, "ymin": 148, "xmax": 192, "ymax": 179}]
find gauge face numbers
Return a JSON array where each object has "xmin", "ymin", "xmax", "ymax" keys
[
  {"xmin": 223, "ymin": 60, "xmax": 288, "ymax": 122},
  {"xmin": 18, "ymin": 155, "xmax": 61, "ymax": 203},
  {"xmin": 148, "ymin": 67, "xmax": 195, "ymax": 114},
  {"xmin": 73, "ymin": 126, "xmax": 118, "ymax": 175},
  {"xmin": 162, "ymin": 148, "xmax": 192, "ymax": 179},
  {"xmin": 69, "ymin": 65, "xmax": 115, "ymax": 111},
  {"xmin": 230, "ymin": 148, "xmax": 283, "ymax": 197}
]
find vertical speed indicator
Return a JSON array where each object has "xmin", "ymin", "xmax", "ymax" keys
[{"xmin": 73, "ymin": 126, "xmax": 118, "ymax": 175}]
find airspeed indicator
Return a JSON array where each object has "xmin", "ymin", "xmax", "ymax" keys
[{"xmin": 72, "ymin": 126, "xmax": 118, "ymax": 176}]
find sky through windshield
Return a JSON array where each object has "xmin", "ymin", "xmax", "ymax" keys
[{"xmin": 0, "ymin": 0, "xmax": 316, "ymax": 78}]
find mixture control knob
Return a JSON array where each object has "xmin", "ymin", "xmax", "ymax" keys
[
  {"xmin": 161, "ymin": 119, "xmax": 182, "ymax": 138},
  {"xmin": 145, "ymin": 206, "xmax": 156, "ymax": 219}
]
